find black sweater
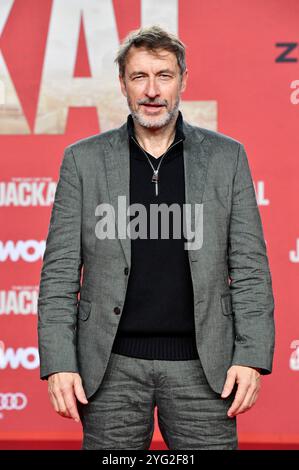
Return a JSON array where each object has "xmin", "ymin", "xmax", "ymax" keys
[{"xmin": 111, "ymin": 110, "xmax": 199, "ymax": 360}]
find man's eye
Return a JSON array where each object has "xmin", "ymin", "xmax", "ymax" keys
[{"xmin": 160, "ymin": 74, "xmax": 171, "ymax": 79}]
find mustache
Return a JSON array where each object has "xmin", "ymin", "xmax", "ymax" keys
[{"xmin": 138, "ymin": 99, "xmax": 167, "ymax": 106}]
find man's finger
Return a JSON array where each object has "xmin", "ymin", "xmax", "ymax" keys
[
  {"xmin": 62, "ymin": 388, "xmax": 81, "ymax": 422},
  {"xmin": 248, "ymin": 388, "xmax": 259, "ymax": 408},
  {"xmin": 232, "ymin": 384, "xmax": 256, "ymax": 415},
  {"xmin": 227, "ymin": 382, "xmax": 250, "ymax": 417},
  {"xmin": 49, "ymin": 390, "xmax": 59, "ymax": 413},
  {"xmin": 54, "ymin": 388, "xmax": 71, "ymax": 418},
  {"xmin": 221, "ymin": 370, "xmax": 236, "ymax": 398},
  {"xmin": 74, "ymin": 377, "xmax": 88, "ymax": 404}
]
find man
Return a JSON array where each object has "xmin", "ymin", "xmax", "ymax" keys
[{"xmin": 37, "ymin": 25, "xmax": 275, "ymax": 450}]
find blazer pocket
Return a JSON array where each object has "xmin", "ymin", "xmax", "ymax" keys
[
  {"xmin": 220, "ymin": 293, "xmax": 233, "ymax": 316},
  {"xmin": 77, "ymin": 299, "xmax": 92, "ymax": 321},
  {"xmin": 202, "ymin": 184, "xmax": 229, "ymax": 202}
]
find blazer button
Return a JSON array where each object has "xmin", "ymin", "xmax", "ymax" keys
[
  {"xmin": 114, "ymin": 306, "xmax": 121, "ymax": 315},
  {"xmin": 124, "ymin": 267, "xmax": 129, "ymax": 275}
]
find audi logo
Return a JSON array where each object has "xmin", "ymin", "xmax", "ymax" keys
[{"xmin": 0, "ymin": 393, "xmax": 27, "ymax": 410}]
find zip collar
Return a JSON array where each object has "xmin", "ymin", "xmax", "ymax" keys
[
  {"xmin": 127, "ymin": 109, "xmax": 186, "ymax": 144},
  {"xmin": 127, "ymin": 110, "xmax": 185, "ymax": 162}
]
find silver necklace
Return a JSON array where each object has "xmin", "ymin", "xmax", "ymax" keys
[{"xmin": 131, "ymin": 135, "xmax": 183, "ymax": 196}]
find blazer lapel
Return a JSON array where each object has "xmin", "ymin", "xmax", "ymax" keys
[
  {"xmin": 182, "ymin": 121, "xmax": 210, "ymax": 261},
  {"xmin": 104, "ymin": 116, "xmax": 210, "ymax": 268},
  {"xmin": 104, "ymin": 122, "xmax": 131, "ymax": 268}
]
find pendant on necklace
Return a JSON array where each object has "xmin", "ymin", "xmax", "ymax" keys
[{"xmin": 152, "ymin": 170, "xmax": 159, "ymax": 196}]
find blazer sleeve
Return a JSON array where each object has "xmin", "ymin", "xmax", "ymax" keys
[
  {"xmin": 228, "ymin": 143, "xmax": 275, "ymax": 374},
  {"xmin": 37, "ymin": 146, "xmax": 82, "ymax": 380}
]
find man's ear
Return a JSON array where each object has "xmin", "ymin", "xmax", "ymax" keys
[
  {"xmin": 119, "ymin": 75, "xmax": 127, "ymax": 98},
  {"xmin": 180, "ymin": 69, "xmax": 188, "ymax": 93}
]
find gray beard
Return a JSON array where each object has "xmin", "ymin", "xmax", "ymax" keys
[{"xmin": 128, "ymin": 95, "xmax": 181, "ymax": 130}]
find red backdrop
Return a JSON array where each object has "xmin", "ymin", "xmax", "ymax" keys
[{"xmin": 0, "ymin": 0, "xmax": 298, "ymax": 448}]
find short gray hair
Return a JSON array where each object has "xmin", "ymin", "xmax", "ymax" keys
[{"xmin": 114, "ymin": 25, "xmax": 187, "ymax": 79}]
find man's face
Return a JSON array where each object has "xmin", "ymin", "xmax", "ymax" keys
[{"xmin": 119, "ymin": 46, "xmax": 188, "ymax": 129}]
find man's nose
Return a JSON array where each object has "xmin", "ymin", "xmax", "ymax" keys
[{"xmin": 144, "ymin": 78, "xmax": 160, "ymax": 98}]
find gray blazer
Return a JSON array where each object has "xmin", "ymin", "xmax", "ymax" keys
[{"xmin": 37, "ymin": 115, "xmax": 275, "ymax": 400}]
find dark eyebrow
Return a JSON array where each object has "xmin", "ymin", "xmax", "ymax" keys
[
  {"xmin": 158, "ymin": 69, "xmax": 175, "ymax": 75},
  {"xmin": 129, "ymin": 71, "xmax": 144, "ymax": 78},
  {"xmin": 129, "ymin": 69, "xmax": 175, "ymax": 78}
]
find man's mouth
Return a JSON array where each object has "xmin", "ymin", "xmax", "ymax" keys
[{"xmin": 142, "ymin": 104, "xmax": 164, "ymax": 107}]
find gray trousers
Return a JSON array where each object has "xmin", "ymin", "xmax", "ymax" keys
[{"xmin": 77, "ymin": 352, "xmax": 238, "ymax": 450}]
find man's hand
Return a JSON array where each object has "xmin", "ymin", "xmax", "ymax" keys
[
  {"xmin": 48, "ymin": 372, "xmax": 88, "ymax": 422},
  {"xmin": 221, "ymin": 365, "xmax": 261, "ymax": 418}
]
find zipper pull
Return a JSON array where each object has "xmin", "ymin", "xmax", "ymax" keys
[{"xmin": 152, "ymin": 170, "xmax": 159, "ymax": 196}]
